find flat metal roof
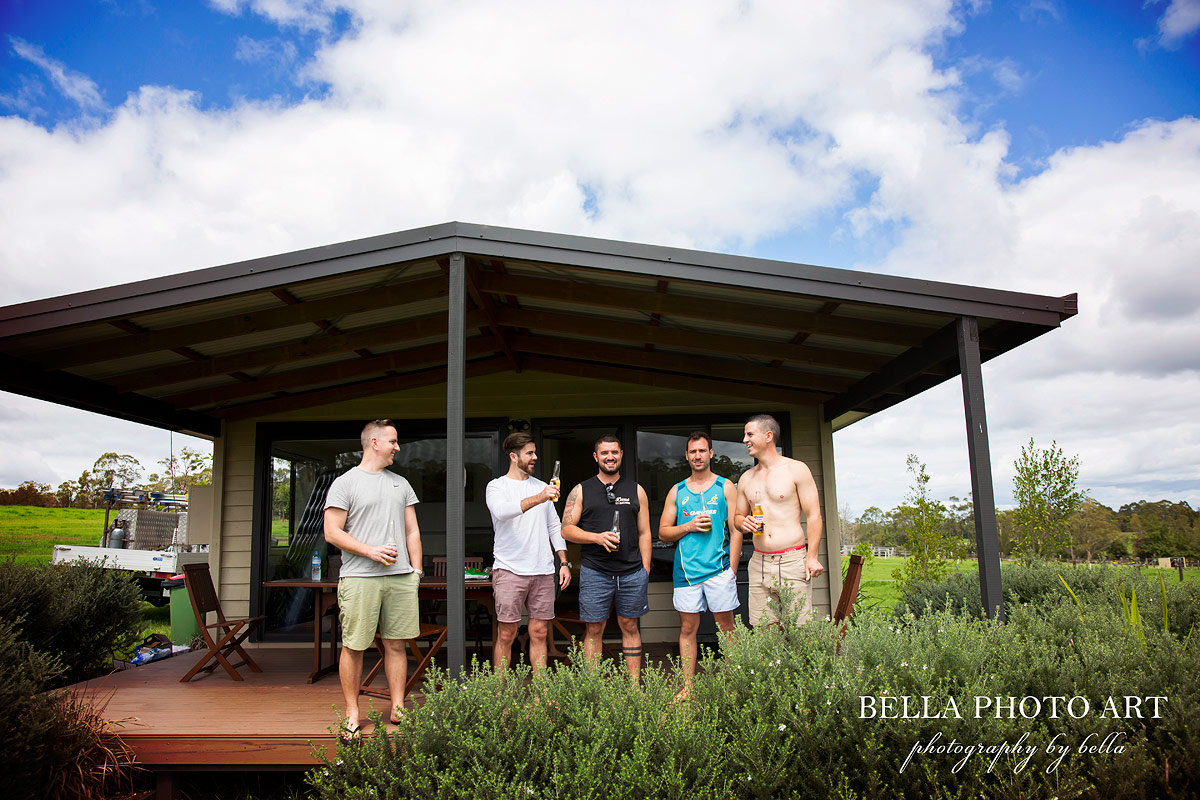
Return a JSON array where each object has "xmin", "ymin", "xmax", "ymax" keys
[{"xmin": 0, "ymin": 221, "xmax": 1076, "ymax": 437}]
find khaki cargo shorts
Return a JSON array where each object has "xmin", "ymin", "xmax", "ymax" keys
[
  {"xmin": 338, "ymin": 573, "xmax": 419, "ymax": 651},
  {"xmin": 748, "ymin": 546, "xmax": 813, "ymax": 627}
]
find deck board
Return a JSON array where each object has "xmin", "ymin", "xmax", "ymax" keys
[
  {"xmin": 68, "ymin": 642, "xmax": 681, "ymax": 771},
  {"xmin": 68, "ymin": 647, "xmax": 402, "ymax": 768}
]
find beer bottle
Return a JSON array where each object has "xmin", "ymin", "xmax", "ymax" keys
[
  {"xmin": 551, "ymin": 460, "xmax": 561, "ymax": 501},
  {"xmin": 752, "ymin": 491, "xmax": 765, "ymax": 535}
]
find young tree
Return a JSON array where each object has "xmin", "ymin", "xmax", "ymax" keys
[
  {"xmin": 1011, "ymin": 438, "xmax": 1085, "ymax": 561},
  {"xmin": 154, "ymin": 447, "xmax": 213, "ymax": 494},
  {"xmin": 891, "ymin": 455, "xmax": 961, "ymax": 594}
]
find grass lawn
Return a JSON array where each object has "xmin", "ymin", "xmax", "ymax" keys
[
  {"xmin": 847, "ymin": 553, "xmax": 1199, "ymax": 613},
  {"xmin": 0, "ymin": 505, "xmax": 107, "ymax": 563}
]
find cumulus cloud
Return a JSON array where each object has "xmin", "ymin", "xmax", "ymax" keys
[
  {"xmin": 8, "ymin": 37, "xmax": 106, "ymax": 111},
  {"xmin": 208, "ymin": 0, "xmax": 344, "ymax": 33},
  {"xmin": 1146, "ymin": 0, "xmax": 1200, "ymax": 48}
]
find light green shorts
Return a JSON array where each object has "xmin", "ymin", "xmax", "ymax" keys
[{"xmin": 337, "ymin": 573, "xmax": 420, "ymax": 651}]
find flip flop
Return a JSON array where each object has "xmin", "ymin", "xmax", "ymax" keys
[{"xmin": 338, "ymin": 722, "xmax": 364, "ymax": 743}]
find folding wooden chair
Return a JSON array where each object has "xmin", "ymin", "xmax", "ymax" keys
[
  {"xmin": 180, "ymin": 562, "xmax": 267, "ymax": 682},
  {"xmin": 360, "ymin": 623, "xmax": 449, "ymax": 698},
  {"xmin": 833, "ymin": 554, "xmax": 865, "ymax": 653}
]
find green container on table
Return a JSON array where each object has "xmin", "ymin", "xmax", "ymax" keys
[{"xmin": 167, "ymin": 579, "xmax": 201, "ymax": 644}]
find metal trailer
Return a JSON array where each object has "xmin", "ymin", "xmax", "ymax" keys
[{"xmin": 51, "ymin": 489, "xmax": 208, "ymax": 605}]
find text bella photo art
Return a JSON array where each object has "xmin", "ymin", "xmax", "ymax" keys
[{"xmin": 857, "ymin": 693, "xmax": 1168, "ymax": 775}]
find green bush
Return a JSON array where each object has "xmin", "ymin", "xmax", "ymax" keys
[
  {"xmin": 309, "ymin": 581, "xmax": 1199, "ymax": 799},
  {"xmin": 0, "ymin": 558, "xmax": 143, "ymax": 685},
  {"xmin": 898, "ymin": 561, "xmax": 1200, "ymax": 637},
  {"xmin": 0, "ymin": 618, "xmax": 137, "ymax": 799}
]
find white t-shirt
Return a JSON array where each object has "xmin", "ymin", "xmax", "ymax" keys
[
  {"xmin": 324, "ymin": 467, "xmax": 419, "ymax": 578},
  {"xmin": 486, "ymin": 475, "xmax": 567, "ymax": 576}
]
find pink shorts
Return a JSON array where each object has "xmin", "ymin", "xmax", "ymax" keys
[{"xmin": 492, "ymin": 568, "xmax": 556, "ymax": 623}]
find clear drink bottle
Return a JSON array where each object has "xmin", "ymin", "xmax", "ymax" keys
[
  {"xmin": 551, "ymin": 461, "xmax": 562, "ymax": 501},
  {"xmin": 611, "ymin": 510, "xmax": 621, "ymax": 547},
  {"xmin": 384, "ymin": 519, "xmax": 397, "ymax": 566}
]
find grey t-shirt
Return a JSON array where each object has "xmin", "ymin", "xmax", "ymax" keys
[{"xmin": 324, "ymin": 467, "xmax": 419, "ymax": 578}]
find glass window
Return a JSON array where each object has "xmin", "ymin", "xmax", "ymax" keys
[
  {"xmin": 711, "ymin": 422, "xmax": 759, "ymax": 483},
  {"xmin": 636, "ymin": 427, "xmax": 695, "ymax": 537},
  {"xmin": 259, "ymin": 425, "xmax": 499, "ymax": 639}
]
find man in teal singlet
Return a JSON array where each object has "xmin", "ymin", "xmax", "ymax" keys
[{"xmin": 658, "ymin": 431, "xmax": 741, "ymax": 698}]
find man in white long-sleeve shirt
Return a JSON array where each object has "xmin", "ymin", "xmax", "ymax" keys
[{"xmin": 485, "ymin": 432, "xmax": 572, "ymax": 672}]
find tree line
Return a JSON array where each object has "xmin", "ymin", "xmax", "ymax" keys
[
  {"xmin": 843, "ymin": 439, "xmax": 1199, "ymax": 577},
  {"xmin": 0, "ymin": 448, "xmax": 213, "ymax": 508}
]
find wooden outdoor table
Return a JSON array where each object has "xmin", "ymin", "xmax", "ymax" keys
[{"xmin": 263, "ymin": 577, "xmax": 494, "ymax": 683}]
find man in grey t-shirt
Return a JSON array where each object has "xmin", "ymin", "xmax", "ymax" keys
[{"xmin": 324, "ymin": 419, "xmax": 423, "ymax": 736}]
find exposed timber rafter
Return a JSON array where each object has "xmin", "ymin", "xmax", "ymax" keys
[
  {"xmin": 113, "ymin": 309, "xmax": 490, "ymax": 393},
  {"xmin": 493, "ymin": 307, "xmax": 893, "ymax": 373},
  {"xmin": 37, "ymin": 275, "xmax": 450, "ymax": 369},
  {"xmin": 823, "ymin": 323, "xmax": 961, "ymax": 421},
  {"xmin": 474, "ymin": 271, "xmax": 931, "ymax": 347},
  {"xmin": 506, "ymin": 334, "xmax": 855, "ymax": 396},
  {"xmin": 216, "ymin": 357, "xmax": 509, "ymax": 421},
  {"xmin": 519, "ymin": 355, "xmax": 822, "ymax": 406},
  {"xmin": 163, "ymin": 336, "xmax": 501, "ymax": 410}
]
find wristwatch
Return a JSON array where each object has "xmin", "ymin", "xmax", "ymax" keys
[
  {"xmin": 559, "ymin": 560, "xmax": 572, "ymax": 570},
  {"xmin": 414, "ymin": 568, "xmax": 424, "ymax": 578}
]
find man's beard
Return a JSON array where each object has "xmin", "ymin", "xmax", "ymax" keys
[
  {"xmin": 518, "ymin": 457, "xmax": 536, "ymax": 476},
  {"xmin": 598, "ymin": 462, "xmax": 620, "ymax": 475}
]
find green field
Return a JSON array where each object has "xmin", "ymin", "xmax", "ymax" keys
[
  {"xmin": 0, "ymin": 505, "xmax": 108, "ymax": 563},
  {"xmin": 849, "ymin": 554, "xmax": 1199, "ymax": 612},
  {"xmin": 850, "ymin": 555, "xmax": 976, "ymax": 610}
]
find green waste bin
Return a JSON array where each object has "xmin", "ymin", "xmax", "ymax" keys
[{"xmin": 166, "ymin": 578, "xmax": 201, "ymax": 644}]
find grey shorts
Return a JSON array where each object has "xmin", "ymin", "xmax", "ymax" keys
[
  {"xmin": 492, "ymin": 568, "xmax": 556, "ymax": 623},
  {"xmin": 578, "ymin": 565, "xmax": 649, "ymax": 622}
]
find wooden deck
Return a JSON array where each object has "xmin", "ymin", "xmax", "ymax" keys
[
  {"xmin": 68, "ymin": 639, "xmax": 681, "ymax": 788},
  {"xmin": 68, "ymin": 646, "xmax": 399, "ymax": 770}
]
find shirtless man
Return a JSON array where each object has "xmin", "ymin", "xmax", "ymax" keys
[{"xmin": 733, "ymin": 414, "xmax": 823, "ymax": 626}]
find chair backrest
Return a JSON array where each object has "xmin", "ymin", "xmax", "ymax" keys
[
  {"xmin": 833, "ymin": 554, "xmax": 865, "ymax": 624},
  {"xmin": 183, "ymin": 562, "xmax": 225, "ymax": 624},
  {"xmin": 432, "ymin": 557, "xmax": 482, "ymax": 576}
]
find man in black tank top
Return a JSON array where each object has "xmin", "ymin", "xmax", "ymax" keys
[{"xmin": 561, "ymin": 434, "xmax": 652, "ymax": 684}]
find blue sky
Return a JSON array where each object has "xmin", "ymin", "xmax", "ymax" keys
[{"xmin": 1, "ymin": 0, "xmax": 1198, "ymax": 515}]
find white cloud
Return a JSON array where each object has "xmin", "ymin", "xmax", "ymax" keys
[
  {"xmin": 1149, "ymin": 0, "xmax": 1200, "ymax": 47},
  {"xmin": 8, "ymin": 37, "xmax": 106, "ymax": 111},
  {"xmin": 208, "ymin": 0, "xmax": 344, "ymax": 33},
  {"xmin": 0, "ymin": 0, "xmax": 1197, "ymax": 517}
]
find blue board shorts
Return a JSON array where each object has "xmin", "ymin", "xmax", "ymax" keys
[{"xmin": 578, "ymin": 565, "xmax": 649, "ymax": 622}]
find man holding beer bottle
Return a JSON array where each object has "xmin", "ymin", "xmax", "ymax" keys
[
  {"xmin": 734, "ymin": 414, "xmax": 823, "ymax": 627},
  {"xmin": 561, "ymin": 434, "xmax": 652, "ymax": 683},
  {"xmin": 658, "ymin": 431, "xmax": 741, "ymax": 698},
  {"xmin": 485, "ymin": 432, "xmax": 571, "ymax": 674},
  {"xmin": 323, "ymin": 419, "xmax": 423, "ymax": 737}
]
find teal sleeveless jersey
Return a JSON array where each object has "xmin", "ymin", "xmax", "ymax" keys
[{"xmin": 673, "ymin": 476, "xmax": 731, "ymax": 587}]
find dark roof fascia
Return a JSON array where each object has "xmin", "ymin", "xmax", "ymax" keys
[
  {"xmin": 0, "ymin": 223, "xmax": 464, "ymax": 339},
  {"xmin": 0, "ymin": 221, "xmax": 1076, "ymax": 338},
  {"xmin": 0, "ymin": 353, "xmax": 221, "ymax": 437},
  {"xmin": 454, "ymin": 223, "xmax": 1075, "ymax": 327}
]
